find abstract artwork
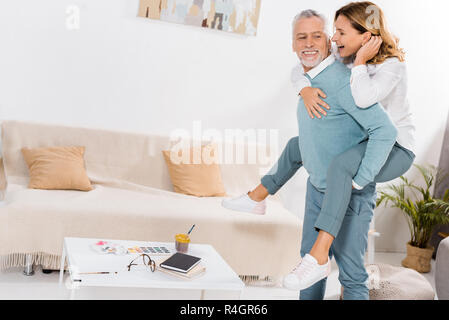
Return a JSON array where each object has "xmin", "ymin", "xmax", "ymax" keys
[{"xmin": 138, "ymin": 0, "xmax": 262, "ymax": 36}]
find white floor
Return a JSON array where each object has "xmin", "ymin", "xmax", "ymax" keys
[{"xmin": 0, "ymin": 252, "xmax": 437, "ymax": 300}]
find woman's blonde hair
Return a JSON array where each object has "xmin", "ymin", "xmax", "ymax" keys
[{"xmin": 335, "ymin": 1, "xmax": 405, "ymax": 64}]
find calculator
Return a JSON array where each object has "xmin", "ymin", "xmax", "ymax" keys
[{"xmin": 127, "ymin": 246, "xmax": 172, "ymax": 255}]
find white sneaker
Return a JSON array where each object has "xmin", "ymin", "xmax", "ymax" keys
[
  {"xmin": 221, "ymin": 193, "xmax": 266, "ymax": 215},
  {"xmin": 283, "ymin": 254, "xmax": 331, "ymax": 291}
]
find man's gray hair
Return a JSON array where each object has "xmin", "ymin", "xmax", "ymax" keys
[{"xmin": 292, "ymin": 9, "xmax": 329, "ymax": 39}]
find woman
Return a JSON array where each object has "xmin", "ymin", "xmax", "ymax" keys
[{"xmin": 222, "ymin": 1, "xmax": 415, "ymax": 292}]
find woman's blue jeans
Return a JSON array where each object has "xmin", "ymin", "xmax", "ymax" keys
[{"xmin": 261, "ymin": 136, "xmax": 415, "ymax": 238}]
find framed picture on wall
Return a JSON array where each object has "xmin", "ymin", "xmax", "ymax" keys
[{"xmin": 138, "ymin": 0, "xmax": 262, "ymax": 36}]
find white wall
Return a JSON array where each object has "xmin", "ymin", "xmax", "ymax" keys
[{"xmin": 0, "ymin": 0, "xmax": 448, "ymax": 252}]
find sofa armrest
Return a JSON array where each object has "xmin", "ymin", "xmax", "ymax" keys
[{"xmin": 436, "ymin": 236, "xmax": 449, "ymax": 300}]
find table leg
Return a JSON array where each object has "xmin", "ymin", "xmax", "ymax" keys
[
  {"xmin": 23, "ymin": 254, "xmax": 34, "ymax": 276},
  {"xmin": 59, "ymin": 241, "xmax": 66, "ymax": 285}
]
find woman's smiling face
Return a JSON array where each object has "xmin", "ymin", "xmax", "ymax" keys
[{"xmin": 332, "ymin": 14, "xmax": 366, "ymax": 58}]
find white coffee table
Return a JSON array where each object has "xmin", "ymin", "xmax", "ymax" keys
[{"xmin": 59, "ymin": 237, "xmax": 245, "ymax": 300}]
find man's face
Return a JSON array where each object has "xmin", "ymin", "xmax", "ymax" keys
[{"xmin": 292, "ymin": 16, "xmax": 331, "ymax": 71}]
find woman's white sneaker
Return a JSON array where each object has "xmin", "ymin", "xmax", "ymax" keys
[
  {"xmin": 221, "ymin": 193, "xmax": 266, "ymax": 215},
  {"xmin": 283, "ymin": 254, "xmax": 331, "ymax": 290}
]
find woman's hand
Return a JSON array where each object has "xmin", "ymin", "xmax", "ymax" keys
[
  {"xmin": 354, "ymin": 36, "xmax": 382, "ymax": 66},
  {"xmin": 299, "ymin": 87, "xmax": 330, "ymax": 119}
]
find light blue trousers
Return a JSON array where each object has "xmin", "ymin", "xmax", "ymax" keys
[
  {"xmin": 300, "ymin": 178, "xmax": 376, "ymax": 300},
  {"xmin": 261, "ymin": 137, "xmax": 415, "ymax": 237}
]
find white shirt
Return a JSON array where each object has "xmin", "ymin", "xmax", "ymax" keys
[
  {"xmin": 291, "ymin": 51, "xmax": 416, "ymax": 154},
  {"xmin": 306, "ymin": 54, "xmax": 336, "ymax": 79}
]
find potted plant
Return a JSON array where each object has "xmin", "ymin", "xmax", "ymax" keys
[{"xmin": 376, "ymin": 164, "xmax": 449, "ymax": 273}]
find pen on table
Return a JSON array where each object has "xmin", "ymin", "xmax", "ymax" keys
[{"xmin": 187, "ymin": 224, "xmax": 196, "ymax": 235}]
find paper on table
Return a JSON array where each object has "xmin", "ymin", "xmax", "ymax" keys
[{"xmin": 70, "ymin": 253, "xmax": 132, "ymax": 273}]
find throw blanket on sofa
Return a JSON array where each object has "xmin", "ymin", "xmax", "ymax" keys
[{"xmin": 0, "ymin": 120, "xmax": 302, "ymax": 278}]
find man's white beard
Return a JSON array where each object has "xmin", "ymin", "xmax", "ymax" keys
[{"xmin": 300, "ymin": 52, "xmax": 324, "ymax": 68}]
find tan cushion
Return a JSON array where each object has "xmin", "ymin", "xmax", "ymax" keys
[
  {"xmin": 21, "ymin": 146, "xmax": 93, "ymax": 191},
  {"xmin": 162, "ymin": 144, "xmax": 226, "ymax": 197}
]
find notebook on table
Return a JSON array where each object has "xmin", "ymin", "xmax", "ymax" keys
[
  {"xmin": 159, "ymin": 252, "xmax": 202, "ymax": 273},
  {"xmin": 157, "ymin": 262, "xmax": 206, "ymax": 279}
]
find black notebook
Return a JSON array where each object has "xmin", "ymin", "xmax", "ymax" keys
[{"xmin": 159, "ymin": 252, "xmax": 202, "ymax": 273}]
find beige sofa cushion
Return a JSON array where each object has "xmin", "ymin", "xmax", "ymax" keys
[
  {"xmin": 162, "ymin": 144, "xmax": 226, "ymax": 197},
  {"xmin": 21, "ymin": 146, "xmax": 93, "ymax": 191}
]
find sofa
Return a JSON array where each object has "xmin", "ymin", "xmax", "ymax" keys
[
  {"xmin": 0, "ymin": 120, "xmax": 302, "ymax": 279},
  {"xmin": 435, "ymin": 236, "xmax": 449, "ymax": 299}
]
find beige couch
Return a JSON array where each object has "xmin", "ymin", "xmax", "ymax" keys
[{"xmin": 0, "ymin": 120, "xmax": 302, "ymax": 278}]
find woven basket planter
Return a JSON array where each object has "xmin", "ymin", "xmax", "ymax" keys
[{"xmin": 401, "ymin": 242, "xmax": 434, "ymax": 273}]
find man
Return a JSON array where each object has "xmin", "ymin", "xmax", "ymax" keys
[
  {"xmin": 221, "ymin": 11, "xmax": 392, "ymax": 301},
  {"xmin": 284, "ymin": 9, "xmax": 398, "ymax": 300},
  {"xmin": 223, "ymin": 9, "xmax": 397, "ymax": 299}
]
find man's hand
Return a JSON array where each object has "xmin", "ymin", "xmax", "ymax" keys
[
  {"xmin": 299, "ymin": 87, "xmax": 330, "ymax": 119},
  {"xmin": 354, "ymin": 36, "xmax": 382, "ymax": 66}
]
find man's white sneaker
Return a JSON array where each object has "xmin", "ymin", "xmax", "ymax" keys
[
  {"xmin": 221, "ymin": 193, "xmax": 266, "ymax": 215},
  {"xmin": 283, "ymin": 254, "xmax": 331, "ymax": 291}
]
